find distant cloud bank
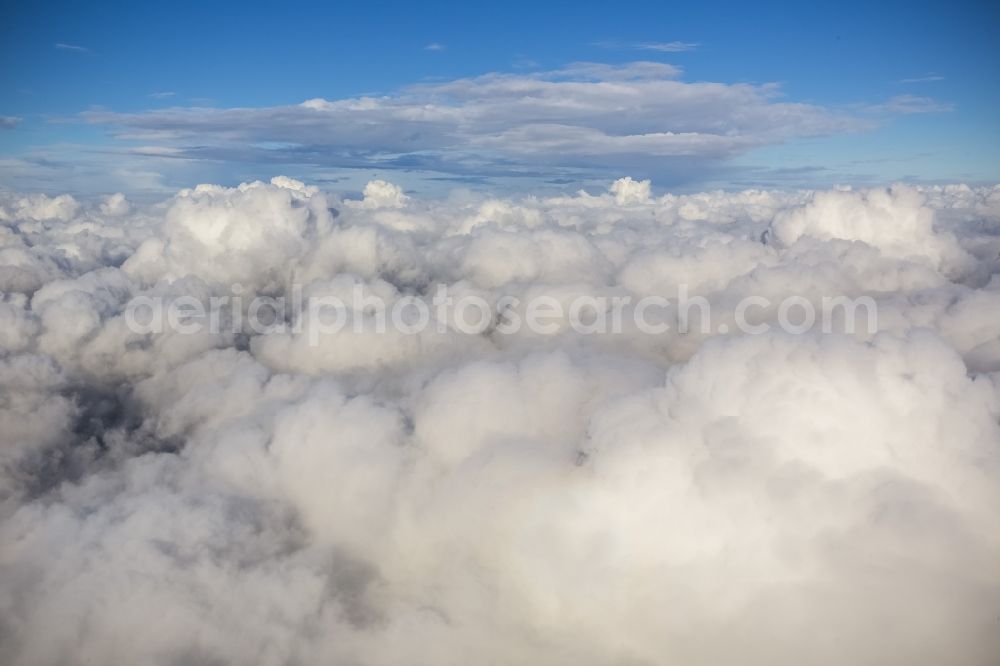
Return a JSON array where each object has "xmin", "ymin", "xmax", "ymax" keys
[{"xmin": 81, "ymin": 60, "xmax": 912, "ymax": 185}]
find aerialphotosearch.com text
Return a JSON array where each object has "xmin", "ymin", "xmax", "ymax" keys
[{"xmin": 124, "ymin": 283, "xmax": 878, "ymax": 343}]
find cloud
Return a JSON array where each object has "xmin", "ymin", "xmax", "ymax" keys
[
  {"xmin": 424, "ymin": 42, "xmax": 445, "ymax": 51},
  {"xmin": 54, "ymin": 42, "xmax": 89, "ymax": 53},
  {"xmin": 864, "ymin": 94, "xmax": 955, "ymax": 115},
  {"xmin": 0, "ymin": 116, "xmax": 22, "ymax": 129},
  {"xmin": 594, "ymin": 40, "xmax": 699, "ymax": 52},
  {"xmin": 0, "ymin": 176, "xmax": 999, "ymax": 664},
  {"xmin": 148, "ymin": 91, "xmax": 176, "ymax": 99},
  {"xmin": 81, "ymin": 61, "xmax": 870, "ymax": 183},
  {"xmin": 635, "ymin": 41, "xmax": 699, "ymax": 52},
  {"xmin": 769, "ymin": 184, "xmax": 967, "ymax": 270},
  {"xmin": 898, "ymin": 74, "xmax": 945, "ymax": 84}
]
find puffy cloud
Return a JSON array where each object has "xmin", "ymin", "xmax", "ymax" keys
[
  {"xmin": 0, "ymin": 192, "xmax": 80, "ymax": 222},
  {"xmin": 769, "ymin": 184, "xmax": 971, "ymax": 272},
  {"xmin": 346, "ymin": 180, "xmax": 409, "ymax": 209},
  {"xmin": 123, "ymin": 177, "xmax": 335, "ymax": 291},
  {"xmin": 99, "ymin": 192, "xmax": 132, "ymax": 217},
  {"xmin": 0, "ymin": 176, "xmax": 998, "ymax": 665},
  {"xmin": 609, "ymin": 176, "xmax": 651, "ymax": 205}
]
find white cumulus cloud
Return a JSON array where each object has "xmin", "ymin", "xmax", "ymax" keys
[{"xmin": 0, "ymin": 176, "xmax": 999, "ymax": 665}]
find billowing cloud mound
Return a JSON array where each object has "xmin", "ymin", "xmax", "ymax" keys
[{"xmin": 1, "ymin": 178, "xmax": 999, "ymax": 665}]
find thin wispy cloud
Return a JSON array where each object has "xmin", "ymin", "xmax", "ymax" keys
[
  {"xmin": 635, "ymin": 41, "xmax": 699, "ymax": 52},
  {"xmin": 594, "ymin": 40, "xmax": 698, "ymax": 53},
  {"xmin": 0, "ymin": 115, "xmax": 22, "ymax": 129},
  {"xmin": 424, "ymin": 42, "xmax": 446, "ymax": 51},
  {"xmin": 54, "ymin": 42, "xmax": 90, "ymax": 53},
  {"xmin": 863, "ymin": 94, "xmax": 954, "ymax": 114},
  {"xmin": 897, "ymin": 74, "xmax": 945, "ymax": 84},
  {"xmin": 148, "ymin": 92, "xmax": 176, "ymax": 99}
]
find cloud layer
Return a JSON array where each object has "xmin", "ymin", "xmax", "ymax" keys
[
  {"xmin": 1, "ymin": 176, "xmax": 999, "ymax": 665},
  {"xmin": 83, "ymin": 62, "xmax": 878, "ymax": 181}
]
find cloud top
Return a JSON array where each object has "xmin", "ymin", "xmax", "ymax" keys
[{"xmin": 1, "ymin": 176, "xmax": 999, "ymax": 664}]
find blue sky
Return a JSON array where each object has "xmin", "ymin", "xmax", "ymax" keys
[{"xmin": 1, "ymin": 0, "xmax": 998, "ymax": 196}]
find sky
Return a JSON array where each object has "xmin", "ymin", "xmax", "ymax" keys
[{"xmin": 1, "ymin": 0, "xmax": 998, "ymax": 196}]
